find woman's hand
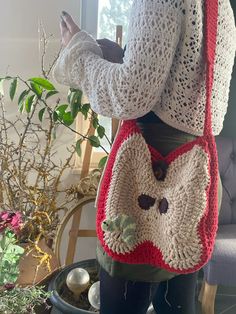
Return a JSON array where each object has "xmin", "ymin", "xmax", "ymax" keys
[
  {"xmin": 97, "ymin": 39, "xmax": 125, "ymax": 64},
  {"xmin": 60, "ymin": 11, "xmax": 80, "ymax": 47}
]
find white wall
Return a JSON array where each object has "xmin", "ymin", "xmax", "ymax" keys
[
  {"xmin": 0, "ymin": 0, "xmax": 81, "ymax": 76},
  {"xmin": 0, "ymin": 0, "xmax": 97, "ymax": 265}
]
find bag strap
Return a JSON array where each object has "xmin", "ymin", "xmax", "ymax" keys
[{"xmin": 204, "ymin": 0, "xmax": 219, "ymax": 136}]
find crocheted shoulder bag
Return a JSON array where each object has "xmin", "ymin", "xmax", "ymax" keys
[{"xmin": 96, "ymin": 0, "xmax": 219, "ymax": 274}]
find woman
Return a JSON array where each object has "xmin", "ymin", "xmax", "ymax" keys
[{"xmin": 54, "ymin": 1, "xmax": 236, "ymax": 313}]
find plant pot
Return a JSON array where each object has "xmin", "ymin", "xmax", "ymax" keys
[
  {"xmin": 17, "ymin": 238, "xmax": 59, "ymax": 286},
  {"xmin": 49, "ymin": 259, "xmax": 156, "ymax": 314},
  {"xmin": 49, "ymin": 259, "xmax": 99, "ymax": 314}
]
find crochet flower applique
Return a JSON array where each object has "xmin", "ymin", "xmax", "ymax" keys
[{"xmin": 102, "ymin": 214, "xmax": 136, "ymax": 252}]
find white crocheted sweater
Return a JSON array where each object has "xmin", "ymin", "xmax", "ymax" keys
[{"xmin": 53, "ymin": 0, "xmax": 236, "ymax": 136}]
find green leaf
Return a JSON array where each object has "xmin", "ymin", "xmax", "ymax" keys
[
  {"xmin": 83, "ymin": 112, "xmax": 88, "ymax": 120},
  {"xmin": 9, "ymin": 78, "xmax": 17, "ymax": 101},
  {"xmin": 18, "ymin": 90, "xmax": 30, "ymax": 106},
  {"xmin": 72, "ymin": 90, "xmax": 83, "ymax": 105},
  {"xmin": 82, "ymin": 103, "xmax": 90, "ymax": 112},
  {"xmin": 67, "ymin": 89, "xmax": 82, "ymax": 104},
  {"xmin": 62, "ymin": 112, "xmax": 74, "ymax": 126},
  {"xmin": 45, "ymin": 90, "xmax": 59, "ymax": 99},
  {"xmin": 88, "ymin": 135, "xmax": 100, "ymax": 148},
  {"xmin": 38, "ymin": 108, "xmax": 46, "ymax": 122},
  {"xmin": 29, "ymin": 77, "xmax": 56, "ymax": 91},
  {"xmin": 75, "ymin": 139, "xmax": 82, "ymax": 157},
  {"xmin": 25, "ymin": 95, "xmax": 35, "ymax": 113},
  {"xmin": 19, "ymin": 101, "xmax": 24, "ymax": 113},
  {"xmin": 30, "ymin": 82, "xmax": 42, "ymax": 98},
  {"xmin": 70, "ymin": 91, "xmax": 83, "ymax": 118},
  {"xmin": 92, "ymin": 117, "xmax": 99, "ymax": 129},
  {"xmin": 97, "ymin": 125, "xmax": 105, "ymax": 138},
  {"xmin": 98, "ymin": 156, "xmax": 108, "ymax": 169},
  {"xmin": 8, "ymin": 244, "xmax": 24, "ymax": 255},
  {"xmin": 53, "ymin": 111, "xmax": 58, "ymax": 122},
  {"xmin": 81, "ymin": 103, "xmax": 90, "ymax": 120},
  {"xmin": 18, "ymin": 90, "xmax": 30, "ymax": 113},
  {"xmin": 70, "ymin": 103, "xmax": 80, "ymax": 119},
  {"xmin": 55, "ymin": 104, "xmax": 68, "ymax": 117}
]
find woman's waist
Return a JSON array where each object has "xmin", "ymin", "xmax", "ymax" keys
[{"xmin": 136, "ymin": 112, "xmax": 196, "ymax": 156}]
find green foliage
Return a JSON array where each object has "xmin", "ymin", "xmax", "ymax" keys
[
  {"xmin": 69, "ymin": 89, "xmax": 82, "ymax": 118},
  {"xmin": 98, "ymin": 156, "xmax": 108, "ymax": 169},
  {"xmin": 55, "ymin": 104, "xmax": 74, "ymax": 125},
  {"xmin": 1, "ymin": 75, "xmax": 111, "ymax": 164},
  {"xmin": 9, "ymin": 78, "xmax": 17, "ymax": 101},
  {"xmin": 0, "ymin": 77, "xmax": 18, "ymax": 99},
  {"xmin": 18, "ymin": 90, "xmax": 30, "ymax": 109},
  {"xmin": 38, "ymin": 107, "xmax": 46, "ymax": 122},
  {"xmin": 92, "ymin": 116, "xmax": 99, "ymax": 129},
  {"xmin": 97, "ymin": 125, "xmax": 106, "ymax": 139},
  {"xmin": 53, "ymin": 111, "xmax": 59, "ymax": 122},
  {"xmin": 29, "ymin": 77, "xmax": 56, "ymax": 91},
  {"xmin": 25, "ymin": 95, "xmax": 35, "ymax": 113},
  {"xmin": 0, "ymin": 285, "xmax": 51, "ymax": 314},
  {"xmin": 30, "ymin": 82, "xmax": 43, "ymax": 98},
  {"xmin": 0, "ymin": 230, "xmax": 24, "ymax": 286},
  {"xmin": 75, "ymin": 139, "xmax": 82, "ymax": 157},
  {"xmin": 89, "ymin": 135, "xmax": 100, "ymax": 148},
  {"xmin": 45, "ymin": 90, "xmax": 59, "ymax": 99},
  {"xmin": 62, "ymin": 112, "xmax": 74, "ymax": 126},
  {"xmin": 55, "ymin": 104, "xmax": 69, "ymax": 117},
  {"xmin": 81, "ymin": 103, "xmax": 90, "ymax": 120}
]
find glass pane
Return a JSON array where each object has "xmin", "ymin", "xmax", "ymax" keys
[
  {"xmin": 98, "ymin": 0, "xmax": 133, "ymax": 44},
  {"xmin": 95, "ymin": 0, "xmax": 133, "ymax": 152}
]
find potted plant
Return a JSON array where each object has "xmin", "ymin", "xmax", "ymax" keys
[
  {"xmin": 0, "ymin": 86, "xmax": 72, "ymax": 286},
  {"xmin": 0, "ymin": 211, "xmax": 51, "ymax": 314},
  {"xmin": 48, "ymin": 259, "xmax": 99, "ymax": 314},
  {"xmin": 0, "ymin": 27, "xmax": 110, "ymax": 312},
  {"xmin": 48, "ymin": 259, "xmax": 156, "ymax": 314}
]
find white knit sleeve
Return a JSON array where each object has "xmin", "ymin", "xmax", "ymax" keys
[{"xmin": 53, "ymin": 0, "xmax": 183, "ymax": 120}]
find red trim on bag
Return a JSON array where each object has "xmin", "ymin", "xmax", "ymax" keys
[
  {"xmin": 96, "ymin": 120, "xmax": 219, "ymax": 273},
  {"xmin": 96, "ymin": 0, "xmax": 219, "ymax": 274}
]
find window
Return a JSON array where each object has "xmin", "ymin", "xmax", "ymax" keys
[
  {"xmin": 76, "ymin": 0, "xmax": 132, "ymax": 169},
  {"xmin": 98, "ymin": 0, "xmax": 132, "ymax": 44}
]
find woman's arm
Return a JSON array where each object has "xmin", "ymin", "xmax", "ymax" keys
[{"xmin": 53, "ymin": 0, "xmax": 183, "ymax": 120}]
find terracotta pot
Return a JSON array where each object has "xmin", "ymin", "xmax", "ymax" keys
[{"xmin": 17, "ymin": 238, "xmax": 59, "ymax": 286}]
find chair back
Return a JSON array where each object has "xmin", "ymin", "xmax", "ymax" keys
[{"xmin": 216, "ymin": 136, "xmax": 236, "ymax": 225}]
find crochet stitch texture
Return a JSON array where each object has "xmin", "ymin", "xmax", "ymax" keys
[
  {"xmin": 102, "ymin": 131, "xmax": 210, "ymax": 270},
  {"xmin": 53, "ymin": 0, "xmax": 236, "ymax": 136},
  {"xmin": 94, "ymin": 0, "xmax": 221, "ymax": 274},
  {"xmin": 53, "ymin": 0, "xmax": 235, "ymax": 273}
]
